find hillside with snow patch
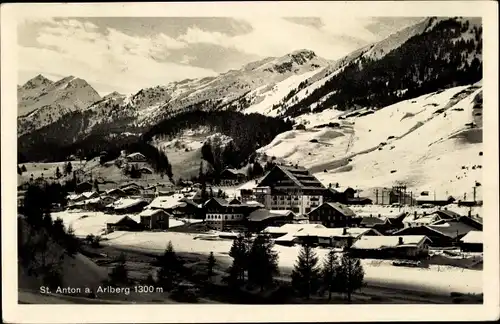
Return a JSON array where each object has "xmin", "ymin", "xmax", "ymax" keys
[{"xmin": 257, "ymin": 83, "xmax": 483, "ymax": 200}]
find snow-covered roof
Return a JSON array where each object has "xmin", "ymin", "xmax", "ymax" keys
[
  {"xmin": 248, "ymin": 209, "xmax": 295, "ymax": 222},
  {"xmin": 107, "ymin": 198, "xmax": 147, "ymax": 210},
  {"xmin": 148, "ymin": 194, "xmax": 186, "ymax": 210},
  {"xmin": 139, "ymin": 209, "xmax": 168, "ymax": 217},
  {"xmin": 263, "ymin": 223, "xmax": 326, "ymax": 235},
  {"xmin": 106, "ymin": 188, "xmax": 125, "ymax": 195},
  {"xmin": 274, "ymin": 233, "xmax": 298, "ymax": 242},
  {"xmin": 126, "ymin": 152, "xmax": 145, "ymax": 159},
  {"xmin": 295, "ymin": 227, "xmax": 378, "ymax": 238},
  {"xmin": 460, "ymin": 230, "xmax": 482, "ymax": 244},
  {"xmin": 351, "ymin": 235, "xmax": 430, "ymax": 250},
  {"xmin": 84, "ymin": 197, "xmax": 101, "ymax": 204},
  {"xmin": 244, "ymin": 200, "xmax": 265, "ymax": 207},
  {"xmin": 68, "ymin": 193, "xmax": 82, "ymax": 201},
  {"xmin": 82, "ymin": 191, "xmax": 98, "ymax": 199}
]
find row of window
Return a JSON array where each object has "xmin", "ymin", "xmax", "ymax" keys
[
  {"xmin": 206, "ymin": 214, "xmax": 243, "ymax": 221},
  {"xmin": 310, "ymin": 214, "xmax": 344, "ymax": 221}
]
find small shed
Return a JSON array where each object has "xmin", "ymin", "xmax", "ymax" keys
[
  {"xmin": 106, "ymin": 216, "xmax": 143, "ymax": 233},
  {"xmin": 459, "ymin": 230, "xmax": 482, "ymax": 252}
]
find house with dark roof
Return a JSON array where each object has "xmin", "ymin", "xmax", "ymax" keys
[
  {"xmin": 254, "ymin": 165, "xmax": 326, "ymax": 215},
  {"xmin": 75, "ymin": 181, "xmax": 93, "ymax": 194},
  {"xmin": 393, "ymin": 219, "xmax": 477, "ymax": 247},
  {"xmin": 139, "ymin": 209, "xmax": 171, "ymax": 230},
  {"xmin": 106, "ymin": 216, "xmax": 143, "ymax": 233},
  {"xmin": 105, "ymin": 188, "xmax": 127, "ymax": 198},
  {"xmin": 349, "ymin": 235, "xmax": 432, "ymax": 260},
  {"xmin": 307, "ymin": 202, "xmax": 357, "ymax": 228},
  {"xmin": 219, "ymin": 168, "xmax": 246, "ymax": 186},
  {"xmin": 323, "ymin": 184, "xmax": 372, "ymax": 205},
  {"xmin": 459, "ymin": 230, "xmax": 482, "ymax": 252},
  {"xmin": 204, "ymin": 197, "xmax": 258, "ymax": 231}
]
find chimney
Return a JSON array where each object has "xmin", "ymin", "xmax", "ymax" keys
[
  {"xmin": 329, "ymin": 183, "xmax": 332, "ymax": 188},
  {"xmin": 468, "ymin": 210, "xmax": 472, "ymax": 217},
  {"xmin": 398, "ymin": 237, "xmax": 404, "ymax": 245},
  {"xmin": 343, "ymin": 227, "xmax": 347, "ymax": 235}
]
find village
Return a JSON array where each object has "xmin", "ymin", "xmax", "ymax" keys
[{"xmin": 17, "ymin": 149, "xmax": 484, "ymax": 269}]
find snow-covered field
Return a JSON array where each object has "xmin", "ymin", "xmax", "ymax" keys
[
  {"xmin": 100, "ymin": 230, "xmax": 482, "ymax": 295},
  {"xmin": 257, "ymin": 84, "xmax": 483, "ymax": 201},
  {"xmin": 51, "ymin": 210, "xmax": 187, "ymax": 237}
]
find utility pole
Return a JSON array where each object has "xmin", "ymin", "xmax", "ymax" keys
[{"xmin": 473, "ymin": 186, "xmax": 477, "ymax": 203}]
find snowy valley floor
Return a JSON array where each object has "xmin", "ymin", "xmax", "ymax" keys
[{"xmin": 37, "ymin": 210, "xmax": 483, "ymax": 304}]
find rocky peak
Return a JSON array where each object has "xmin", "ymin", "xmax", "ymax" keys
[{"xmin": 21, "ymin": 74, "xmax": 53, "ymax": 90}]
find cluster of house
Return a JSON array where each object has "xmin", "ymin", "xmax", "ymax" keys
[{"xmin": 19, "ymin": 162, "xmax": 483, "ymax": 259}]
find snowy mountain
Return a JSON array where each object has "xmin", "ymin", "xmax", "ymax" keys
[
  {"xmin": 18, "ymin": 16, "xmax": 483, "ymax": 199},
  {"xmin": 257, "ymin": 81, "xmax": 483, "ymax": 200},
  {"xmin": 18, "ymin": 49, "xmax": 329, "ymax": 153},
  {"xmin": 17, "ymin": 75, "xmax": 102, "ymax": 135}
]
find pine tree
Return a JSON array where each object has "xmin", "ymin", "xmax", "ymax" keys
[
  {"xmin": 21, "ymin": 165, "xmax": 27, "ymax": 173},
  {"xmin": 247, "ymin": 234, "xmax": 279, "ymax": 291},
  {"xmin": 18, "ymin": 165, "xmax": 22, "ymax": 175},
  {"xmin": 321, "ymin": 249, "xmax": 341, "ymax": 301},
  {"xmin": 227, "ymin": 234, "xmax": 251, "ymax": 287},
  {"xmin": 207, "ymin": 251, "xmax": 216, "ymax": 280},
  {"xmin": 65, "ymin": 162, "xmax": 73, "ymax": 175},
  {"xmin": 336, "ymin": 252, "xmax": 365, "ymax": 302},
  {"xmin": 291, "ymin": 244, "xmax": 321, "ymax": 299},
  {"xmin": 157, "ymin": 241, "xmax": 184, "ymax": 291},
  {"xmin": 110, "ymin": 252, "xmax": 128, "ymax": 284},
  {"xmin": 55, "ymin": 167, "xmax": 62, "ymax": 179}
]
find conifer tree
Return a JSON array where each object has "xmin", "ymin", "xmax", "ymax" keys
[
  {"xmin": 321, "ymin": 249, "xmax": 341, "ymax": 300},
  {"xmin": 336, "ymin": 252, "xmax": 365, "ymax": 303},
  {"xmin": 21, "ymin": 164, "xmax": 27, "ymax": 173},
  {"xmin": 207, "ymin": 251, "xmax": 216, "ymax": 281},
  {"xmin": 18, "ymin": 165, "xmax": 22, "ymax": 175},
  {"xmin": 291, "ymin": 244, "xmax": 321, "ymax": 299},
  {"xmin": 55, "ymin": 167, "xmax": 62, "ymax": 179},
  {"xmin": 227, "ymin": 234, "xmax": 251, "ymax": 287},
  {"xmin": 110, "ymin": 252, "xmax": 128, "ymax": 284},
  {"xmin": 247, "ymin": 234, "xmax": 279, "ymax": 291},
  {"xmin": 157, "ymin": 241, "xmax": 184, "ymax": 291}
]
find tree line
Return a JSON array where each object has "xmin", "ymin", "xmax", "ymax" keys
[
  {"xmin": 143, "ymin": 110, "xmax": 293, "ymax": 170},
  {"xmin": 225, "ymin": 233, "xmax": 365, "ymax": 302},
  {"xmin": 284, "ymin": 18, "xmax": 483, "ymax": 117},
  {"xmin": 18, "ymin": 182, "xmax": 81, "ymax": 290}
]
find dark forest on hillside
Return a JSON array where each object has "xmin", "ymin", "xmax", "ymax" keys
[
  {"xmin": 143, "ymin": 110, "xmax": 294, "ymax": 170},
  {"xmin": 284, "ymin": 18, "xmax": 483, "ymax": 117}
]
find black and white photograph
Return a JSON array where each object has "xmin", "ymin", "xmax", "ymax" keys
[{"xmin": 1, "ymin": 1, "xmax": 499, "ymax": 323}]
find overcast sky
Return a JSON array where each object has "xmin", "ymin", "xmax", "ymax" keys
[{"xmin": 18, "ymin": 17, "xmax": 423, "ymax": 95}]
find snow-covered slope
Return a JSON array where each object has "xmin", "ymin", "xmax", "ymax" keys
[
  {"xmin": 18, "ymin": 75, "xmax": 102, "ymax": 135},
  {"xmin": 257, "ymin": 83, "xmax": 483, "ymax": 200}
]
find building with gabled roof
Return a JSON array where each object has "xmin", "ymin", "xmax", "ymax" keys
[
  {"xmin": 307, "ymin": 202, "xmax": 357, "ymax": 228},
  {"xmin": 349, "ymin": 235, "xmax": 432, "ymax": 259},
  {"xmin": 139, "ymin": 208, "xmax": 171, "ymax": 230},
  {"xmin": 204, "ymin": 197, "xmax": 259, "ymax": 231},
  {"xmin": 394, "ymin": 219, "xmax": 477, "ymax": 247},
  {"xmin": 459, "ymin": 230, "xmax": 482, "ymax": 252},
  {"xmin": 254, "ymin": 165, "xmax": 326, "ymax": 215},
  {"xmin": 219, "ymin": 168, "xmax": 246, "ymax": 186},
  {"xmin": 125, "ymin": 152, "xmax": 147, "ymax": 162}
]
